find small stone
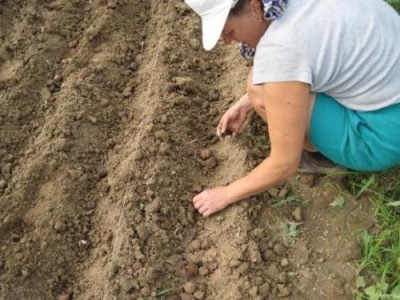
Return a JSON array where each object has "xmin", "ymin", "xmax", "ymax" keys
[
  {"xmin": 259, "ymin": 282, "xmax": 271, "ymax": 297},
  {"xmin": 198, "ymin": 266, "xmax": 209, "ymax": 276},
  {"xmin": 87, "ymin": 115, "xmax": 97, "ymax": 124},
  {"xmin": 249, "ymin": 286, "xmax": 258, "ymax": 297},
  {"xmin": 280, "ymin": 258, "xmax": 289, "ymax": 267},
  {"xmin": 129, "ymin": 61, "xmax": 138, "ymax": 71},
  {"xmin": 186, "ymin": 253, "xmax": 202, "ymax": 264},
  {"xmin": 229, "ymin": 259, "xmax": 241, "ymax": 268},
  {"xmin": 265, "ymin": 263, "xmax": 279, "ymax": 281},
  {"xmin": 54, "ymin": 74, "xmax": 63, "ymax": 82},
  {"xmin": 193, "ymin": 290, "xmax": 205, "ymax": 300},
  {"xmin": 106, "ymin": 139, "xmax": 116, "ymax": 149},
  {"xmin": 136, "ymin": 224, "xmax": 150, "ymax": 241},
  {"xmin": 0, "ymin": 179, "xmax": 7, "ymax": 189},
  {"xmin": 184, "ymin": 263, "xmax": 198, "ymax": 277},
  {"xmin": 262, "ymin": 249, "xmax": 275, "ymax": 261},
  {"xmin": 267, "ymin": 187, "xmax": 279, "ymax": 197},
  {"xmin": 154, "ymin": 130, "xmax": 169, "ymax": 142},
  {"xmin": 145, "ymin": 198, "xmax": 161, "ymax": 214},
  {"xmin": 123, "ymin": 86, "xmax": 133, "ymax": 97},
  {"xmin": 247, "ymin": 241, "xmax": 262, "ymax": 263},
  {"xmin": 237, "ymin": 262, "xmax": 249, "ymax": 275},
  {"xmin": 277, "ymin": 284, "xmax": 291, "ymax": 297},
  {"xmin": 98, "ymin": 168, "xmax": 108, "ymax": 179},
  {"xmin": 54, "ymin": 220, "xmax": 66, "ymax": 233},
  {"xmin": 21, "ymin": 268, "xmax": 30, "ymax": 278},
  {"xmin": 175, "ymin": 77, "xmax": 196, "ymax": 93},
  {"xmin": 184, "ymin": 282, "xmax": 196, "ymax": 294},
  {"xmin": 180, "ymin": 293, "xmax": 194, "ymax": 300},
  {"xmin": 273, "ymin": 243, "xmax": 286, "ymax": 255},
  {"xmin": 278, "ymin": 188, "xmax": 289, "ymax": 198},
  {"xmin": 140, "ymin": 287, "xmax": 151, "ymax": 297},
  {"xmin": 100, "ymin": 99, "xmax": 110, "ymax": 107},
  {"xmin": 191, "ymin": 184, "xmax": 202, "ymax": 193},
  {"xmin": 2, "ymin": 163, "xmax": 12, "ymax": 179},
  {"xmin": 159, "ymin": 143, "xmax": 171, "ymax": 155},
  {"xmin": 190, "ymin": 239, "xmax": 201, "ymax": 251},
  {"xmin": 199, "ymin": 149, "xmax": 212, "ymax": 160}
]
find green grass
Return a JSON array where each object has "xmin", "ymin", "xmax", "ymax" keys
[
  {"xmin": 388, "ymin": 0, "xmax": 400, "ymax": 12},
  {"xmin": 345, "ymin": 169, "xmax": 400, "ymax": 299}
]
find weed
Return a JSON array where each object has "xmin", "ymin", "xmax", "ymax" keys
[
  {"xmin": 329, "ymin": 195, "xmax": 345, "ymax": 209},
  {"xmin": 155, "ymin": 286, "xmax": 173, "ymax": 298},
  {"xmin": 272, "ymin": 195, "xmax": 307, "ymax": 208},
  {"xmin": 352, "ymin": 168, "xmax": 400, "ymax": 299},
  {"xmin": 279, "ymin": 220, "xmax": 302, "ymax": 247}
]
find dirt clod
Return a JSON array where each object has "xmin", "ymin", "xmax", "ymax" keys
[
  {"xmin": 180, "ymin": 293, "xmax": 194, "ymax": 300},
  {"xmin": 140, "ymin": 287, "xmax": 151, "ymax": 297},
  {"xmin": 193, "ymin": 290, "xmax": 205, "ymax": 299},
  {"xmin": 0, "ymin": 180, "xmax": 7, "ymax": 190},
  {"xmin": 184, "ymin": 282, "xmax": 196, "ymax": 294},
  {"xmin": 249, "ymin": 286, "xmax": 258, "ymax": 297},
  {"xmin": 280, "ymin": 258, "xmax": 289, "ymax": 267},
  {"xmin": 199, "ymin": 149, "xmax": 212, "ymax": 160},
  {"xmin": 259, "ymin": 282, "xmax": 271, "ymax": 297},
  {"xmin": 184, "ymin": 263, "xmax": 198, "ymax": 277},
  {"xmin": 273, "ymin": 243, "xmax": 286, "ymax": 256},
  {"xmin": 175, "ymin": 77, "xmax": 196, "ymax": 93},
  {"xmin": 292, "ymin": 206, "xmax": 303, "ymax": 222},
  {"xmin": 54, "ymin": 220, "xmax": 67, "ymax": 233},
  {"xmin": 136, "ymin": 224, "xmax": 150, "ymax": 241}
]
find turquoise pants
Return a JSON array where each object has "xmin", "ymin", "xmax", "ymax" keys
[{"xmin": 310, "ymin": 93, "xmax": 400, "ymax": 171}]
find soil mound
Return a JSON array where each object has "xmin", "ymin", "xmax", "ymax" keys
[{"xmin": 0, "ymin": 1, "xmax": 374, "ymax": 299}]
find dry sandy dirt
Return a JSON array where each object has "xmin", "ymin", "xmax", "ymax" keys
[{"xmin": 0, "ymin": 1, "xmax": 377, "ymax": 299}]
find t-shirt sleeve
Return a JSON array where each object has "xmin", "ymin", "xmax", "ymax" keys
[{"xmin": 252, "ymin": 36, "xmax": 313, "ymax": 85}]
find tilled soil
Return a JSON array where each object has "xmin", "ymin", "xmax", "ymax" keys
[{"xmin": 0, "ymin": 1, "xmax": 375, "ymax": 299}]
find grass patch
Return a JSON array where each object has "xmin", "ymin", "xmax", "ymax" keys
[
  {"xmin": 388, "ymin": 0, "xmax": 400, "ymax": 12},
  {"xmin": 278, "ymin": 220, "xmax": 302, "ymax": 247},
  {"xmin": 345, "ymin": 168, "xmax": 400, "ymax": 299}
]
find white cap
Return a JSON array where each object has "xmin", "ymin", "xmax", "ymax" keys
[{"xmin": 185, "ymin": 0, "xmax": 239, "ymax": 50}]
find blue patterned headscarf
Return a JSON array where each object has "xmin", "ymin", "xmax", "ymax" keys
[{"xmin": 240, "ymin": 0, "xmax": 289, "ymax": 59}]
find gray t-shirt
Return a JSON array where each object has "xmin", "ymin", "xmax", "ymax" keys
[{"xmin": 253, "ymin": 0, "xmax": 400, "ymax": 111}]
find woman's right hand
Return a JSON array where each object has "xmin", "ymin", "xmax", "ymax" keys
[{"xmin": 217, "ymin": 93, "xmax": 253, "ymax": 139}]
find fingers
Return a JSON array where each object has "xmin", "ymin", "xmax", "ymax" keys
[
  {"xmin": 198, "ymin": 206, "xmax": 208, "ymax": 215},
  {"xmin": 193, "ymin": 192, "xmax": 212, "ymax": 218},
  {"xmin": 217, "ymin": 119, "xmax": 228, "ymax": 139}
]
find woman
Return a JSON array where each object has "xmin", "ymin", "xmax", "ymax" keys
[{"xmin": 185, "ymin": 0, "xmax": 400, "ymax": 218}]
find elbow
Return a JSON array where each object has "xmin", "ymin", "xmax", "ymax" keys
[
  {"xmin": 269, "ymin": 156, "xmax": 299, "ymax": 180},
  {"xmin": 281, "ymin": 163, "xmax": 298, "ymax": 179}
]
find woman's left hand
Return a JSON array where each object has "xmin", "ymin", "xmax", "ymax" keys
[{"xmin": 192, "ymin": 186, "xmax": 232, "ymax": 218}]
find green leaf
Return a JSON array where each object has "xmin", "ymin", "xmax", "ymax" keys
[
  {"xmin": 391, "ymin": 284, "xmax": 400, "ymax": 297},
  {"xmin": 364, "ymin": 287, "xmax": 380, "ymax": 299},
  {"xmin": 355, "ymin": 175, "xmax": 375, "ymax": 199},
  {"xmin": 385, "ymin": 200, "xmax": 400, "ymax": 207},
  {"xmin": 357, "ymin": 276, "xmax": 366, "ymax": 288},
  {"xmin": 330, "ymin": 195, "xmax": 345, "ymax": 208}
]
